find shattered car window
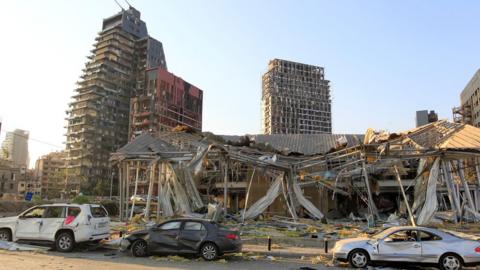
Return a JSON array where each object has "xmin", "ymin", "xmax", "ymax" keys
[
  {"xmin": 159, "ymin": 221, "xmax": 181, "ymax": 230},
  {"xmin": 372, "ymin": 227, "xmax": 398, "ymax": 240},
  {"xmin": 67, "ymin": 207, "xmax": 81, "ymax": 217},
  {"xmin": 90, "ymin": 206, "xmax": 107, "ymax": 218},
  {"xmin": 386, "ymin": 230, "xmax": 417, "ymax": 242},
  {"xmin": 23, "ymin": 207, "xmax": 45, "ymax": 218},
  {"xmin": 44, "ymin": 207, "xmax": 65, "ymax": 218},
  {"xmin": 184, "ymin": 222, "xmax": 205, "ymax": 231},
  {"xmin": 418, "ymin": 231, "xmax": 442, "ymax": 241}
]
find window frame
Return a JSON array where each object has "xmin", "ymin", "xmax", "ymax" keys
[
  {"xmin": 385, "ymin": 229, "xmax": 419, "ymax": 242},
  {"xmin": 159, "ymin": 221, "xmax": 182, "ymax": 230},
  {"xmin": 66, "ymin": 206, "xmax": 82, "ymax": 217},
  {"xmin": 90, "ymin": 206, "xmax": 108, "ymax": 218},
  {"xmin": 22, "ymin": 206, "xmax": 46, "ymax": 218},
  {"xmin": 44, "ymin": 206, "xmax": 66, "ymax": 219},
  {"xmin": 183, "ymin": 221, "xmax": 206, "ymax": 231},
  {"xmin": 417, "ymin": 230, "xmax": 442, "ymax": 242}
]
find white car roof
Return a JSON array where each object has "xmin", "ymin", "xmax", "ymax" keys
[{"xmin": 39, "ymin": 203, "xmax": 100, "ymax": 207}]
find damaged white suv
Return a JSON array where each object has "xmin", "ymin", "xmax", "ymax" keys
[{"xmin": 0, "ymin": 203, "xmax": 110, "ymax": 252}]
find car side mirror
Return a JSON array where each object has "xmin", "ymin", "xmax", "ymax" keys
[{"xmin": 384, "ymin": 238, "xmax": 393, "ymax": 243}]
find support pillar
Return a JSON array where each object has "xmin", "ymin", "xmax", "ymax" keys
[
  {"xmin": 394, "ymin": 165, "xmax": 416, "ymax": 226},
  {"xmin": 362, "ymin": 161, "xmax": 379, "ymax": 219},
  {"xmin": 145, "ymin": 162, "xmax": 156, "ymax": 220},
  {"xmin": 130, "ymin": 161, "xmax": 140, "ymax": 220}
]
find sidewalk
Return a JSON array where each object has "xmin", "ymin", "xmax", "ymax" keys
[{"xmin": 242, "ymin": 244, "xmax": 332, "ymax": 259}]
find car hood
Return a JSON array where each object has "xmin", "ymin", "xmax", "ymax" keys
[
  {"xmin": 0, "ymin": 216, "xmax": 17, "ymax": 223},
  {"xmin": 127, "ymin": 229, "xmax": 149, "ymax": 238},
  {"xmin": 336, "ymin": 237, "xmax": 371, "ymax": 247}
]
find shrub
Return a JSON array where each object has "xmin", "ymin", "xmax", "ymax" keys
[
  {"xmin": 32, "ymin": 195, "xmax": 47, "ymax": 204},
  {"xmin": 100, "ymin": 200, "xmax": 118, "ymax": 216},
  {"xmin": 72, "ymin": 195, "xmax": 90, "ymax": 204}
]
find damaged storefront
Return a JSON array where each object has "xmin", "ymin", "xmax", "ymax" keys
[{"xmin": 111, "ymin": 120, "xmax": 480, "ymax": 227}]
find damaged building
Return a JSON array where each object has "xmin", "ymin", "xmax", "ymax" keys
[
  {"xmin": 111, "ymin": 120, "xmax": 480, "ymax": 227},
  {"xmin": 262, "ymin": 59, "xmax": 332, "ymax": 135},
  {"xmin": 129, "ymin": 67, "xmax": 203, "ymax": 140},
  {"xmin": 65, "ymin": 7, "xmax": 167, "ymax": 194},
  {"xmin": 453, "ymin": 69, "xmax": 479, "ymax": 126},
  {"xmin": 34, "ymin": 151, "xmax": 67, "ymax": 198}
]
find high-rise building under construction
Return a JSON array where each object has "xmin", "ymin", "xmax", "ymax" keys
[
  {"xmin": 262, "ymin": 59, "xmax": 332, "ymax": 134},
  {"xmin": 65, "ymin": 7, "xmax": 167, "ymax": 194}
]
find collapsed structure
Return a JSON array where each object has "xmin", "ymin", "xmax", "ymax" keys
[{"xmin": 111, "ymin": 120, "xmax": 480, "ymax": 225}]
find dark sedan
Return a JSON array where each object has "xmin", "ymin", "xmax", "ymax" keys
[{"xmin": 120, "ymin": 218, "xmax": 242, "ymax": 260}]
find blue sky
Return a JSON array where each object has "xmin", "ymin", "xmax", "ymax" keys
[{"xmin": 1, "ymin": 0, "xmax": 479, "ymax": 166}]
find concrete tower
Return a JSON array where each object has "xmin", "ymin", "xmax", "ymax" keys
[{"xmin": 65, "ymin": 7, "xmax": 167, "ymax": 195}]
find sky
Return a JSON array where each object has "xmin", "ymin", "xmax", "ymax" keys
[{"xmin": 1, "ymin": 0, "xmax": 480, "ymax": 168}]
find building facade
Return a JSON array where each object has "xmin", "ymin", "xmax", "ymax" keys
[
  {"xmin": 65, "ymin": 7, "xmax": 167, "ymax": 195},
  {"xmin": 35, "ymin": 151, "xmax": 67, "ymax": 198},
  {"xmin": 0, "ymin": 159, "xmax": 38, "ymax": 199},
  {"xmin": 0, "ymin": 159, "xmax": 20, "ymax": 198},
  {"xmin": 262, "ymin": 59, "xmax": 331, "ymax": 134},
  {"xmin": 415, "ymin": 110, "xmax": 438, "ymax": 127},
  {"xmin": 129, "ymin": 68, "xmax": 203, "ymax": 139},
  {"xmin": 0, "ymin": 129, "xmax": 29, "ymax": 168},
  {"xmin": 453, "ymin": 69, "xmax": 480, "ymax": 126}
]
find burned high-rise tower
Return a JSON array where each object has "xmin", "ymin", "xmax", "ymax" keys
[
  {"xmin": 65, "ymin": 7, "xmax": 167, "ymax": 194},
  {"xmin": 262, "ymin": 59, "xmax": 332, "ymax": 134}
]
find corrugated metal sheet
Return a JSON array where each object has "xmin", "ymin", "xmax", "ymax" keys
[
  {"xmin": 437, "ymin": 124, "xmax": 480, "ymax": 149},
  {"xmin": 385, "ymin": 120, "xmax": 480, "ymax": 149},
  {"xmin": 222, "ymin": 134, "xmax": 364, "ymax": 155},
  {"xmin": 117, "ymin": 133, "xmax": 178, "ymax": 154},
  {"xmin": 406, "ymin": 121, "xmax": 461, "ymax": 148}
]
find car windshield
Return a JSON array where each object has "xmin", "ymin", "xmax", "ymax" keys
[
  {"xmin": 371, "ymin": 227, "xmax": 399, "ymax": 240},
  {"xmin": 441, "ymin": 229, "xmax": 480, "ymax": 241}
]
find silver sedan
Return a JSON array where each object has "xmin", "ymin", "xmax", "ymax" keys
[{"xmin": 332, "ymin": 226, "xmax": 480, "ymax": 270}]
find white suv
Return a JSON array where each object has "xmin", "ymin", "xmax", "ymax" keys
[{"xmin": 0, "ymin": 203, "xmax": 110, "ymax": 252}]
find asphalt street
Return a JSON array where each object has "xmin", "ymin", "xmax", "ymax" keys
[{"xmin": 0, "ymin": 248, "xmax": 340, "ymax": 270}]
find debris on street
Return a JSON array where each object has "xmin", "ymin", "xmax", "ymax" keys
[{"xmin": 0, "ymin": 241, "xmax": 50, "ymax": 252}]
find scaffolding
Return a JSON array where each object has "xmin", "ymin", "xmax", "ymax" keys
[{"xmin": 65, "ymin": 7, "xmax": 166, "ymax": 195}]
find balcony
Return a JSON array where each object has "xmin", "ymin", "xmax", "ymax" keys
[
  {"xmin": 134, "ymin": 119, "xmax": 151, "ymax": 126},
  {"xmin": 134, "ymin": 111, "xmax": 151, "ymax": 118}
]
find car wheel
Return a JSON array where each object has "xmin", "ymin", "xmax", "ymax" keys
[
  {"xmin": 440, "ymin": 254, "xmax": 463, "ymax": 270},
  {"xmin": 0, "ymin": 229, "xmax": 12, "ymax": 241},
  {"xmin": 131, "ymin": 240, "xmax": 148, "ymax": 257},
  {"xmin": 200, "ymin": 242, "xmax": 218, "ymax": 261},
  {"xmin": 348, "ymin": 249, "xmax": 369, "ymax": 268},
  {"xmin": 55, "ymin": 232, "xmax": 74, "ymax": 252}
]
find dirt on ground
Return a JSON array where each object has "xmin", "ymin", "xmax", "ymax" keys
[{"xmin": 0, "ymin": 249, "xmax": 338, "ymax": 270}]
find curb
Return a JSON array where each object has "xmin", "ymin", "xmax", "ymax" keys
[
  {"xmin": 245, "ymin": 249, "xmax": 333, "ymax": 259},
  {"xmin": 242, "ymin": 237, "xmax": 337, "ymax": 249}
]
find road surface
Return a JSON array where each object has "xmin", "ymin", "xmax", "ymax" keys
[{"xmin": 0, "ymin": 249, "xmax": 338, "ymax": 270}]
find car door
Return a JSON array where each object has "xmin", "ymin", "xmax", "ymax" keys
[
  {"xmin": 378, "ymin": 229, "xmax": 421, "ymax": 262},
  {"xmin": 178, "ymin": 221, "xmax": 208, "ymax": 253},
  {"xmin": 15, "ymin": 206, "xmax": 46, "ymax": 240},
  {"xmin": 39, "ymin": 206, "xmax": 65, "ymax": 241},
  {"xmin": 89, "ymin": 206, "xmax": 110, "ymax": 236},
  {"xmin": 148, "ymin": 221, "xmax": 182, "ymax": 252},
  {"xmin": 418, "ymin": 230, "xmax": 444, "ymax": 263}
]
